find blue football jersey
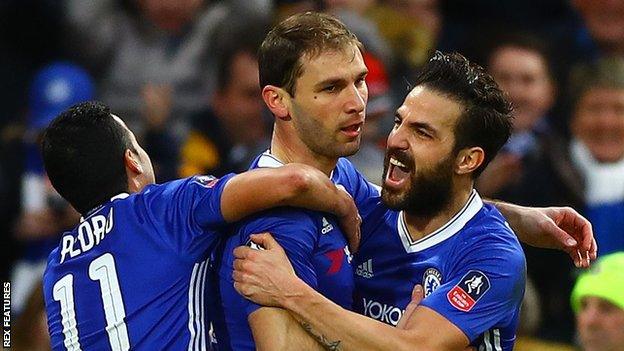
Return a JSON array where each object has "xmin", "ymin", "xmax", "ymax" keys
[
  {"xmin": 214, "ymin": 152, "xmax": 356, "ymax": 351},
  {"xmin": 353, "ymin": 190, "xmax": 526, "ymax": 350},
  {"xmin": 43, "ymin": 174, "xmax": 235, "ymax": 351},
  {"xmin": 329, "ymin": 158, "xmax": 381, "ymax": 220}
]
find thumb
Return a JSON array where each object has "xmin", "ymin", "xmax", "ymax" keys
[
  {"xmin": 411, "ymin": 284, "xmax": 424, "ymax": 305},
  {"xmin": 542, "ymin": 219, "xmax": 578, "ymax": 248},
  {"xmin": 250, "ymin": 232, "xmax": 280, "ymax": 250},
  {"xmin": 397, "ymin": 284, "xmax": 424, "ymax": 329}
]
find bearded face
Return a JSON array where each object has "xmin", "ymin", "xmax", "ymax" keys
[{"xmin": 381, "ymin": 147, "xmax": 455, "ymax": 217}]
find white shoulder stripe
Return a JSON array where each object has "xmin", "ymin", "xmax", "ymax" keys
[{"xmin": 256, "ymin": 151, "xmax": 284, "ymax": 168}]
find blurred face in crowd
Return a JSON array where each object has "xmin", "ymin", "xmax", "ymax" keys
[
  {"xmin": 382, "ymin": 86, "xmax": 463, "ymax": 216},
  {"xmin": 572, "ymin": 86, "xmax": 624, "ymax": 163},
  {"xmin": 489, "ymin": 46, "xmax": 554, "ymax": 132},
  {"xmin": 576, "ymin": 296, "xmax": 624, "ymax": 351},
  {"xmin": 136, "ymin": 0, "xmax": 203, "ymax": 32},
  {"xmin": 574, "ymin": 0, "xmax": 624, "ymax": 53},
  {"xmin": 324, "ymin": 0, "xmax": 375, "ymax": 13},
  {"xmin": 214, "ymin": 52, "xmax": 264, "ymax": 135},
  {"xmin": 403, "ymin": 0, "xmax": 442, "ymax": 39},
  {"xmin": 285, "ymin": 44, "xmax": 368, "ymax": 159}
]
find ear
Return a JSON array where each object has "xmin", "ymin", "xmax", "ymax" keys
[
  {"xmin": 455, "ymin": 147, "xmax": 485, "ymax": 176},
  {"xmin": 124, "ymin": 149, "xmax": 143, "ymax": 175},
  {"xmin": 262, "ymin": 85, "xmax": 291, "ymax": 121},
  {"xmin": 124, "ymin": 149, "xmax": 145, "ymax": 192}
]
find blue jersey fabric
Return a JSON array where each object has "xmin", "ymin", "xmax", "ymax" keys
[
  {"xmin": 586, "ymin": 201, "xmax": 624, "ymax": 255},
  {"xmin": 214, "ymin": 152, "xmax": 363, "ymax": 351},
  {"xmin": 43, "ymin": 174, "xmax": 235, "ymax": 351},
  {"xmin": 353, "ymin": 190, "xmax": 526, "ymax": 350}
]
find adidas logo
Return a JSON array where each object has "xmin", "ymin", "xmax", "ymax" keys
[
  {"xmin": 356, "ymin": 259, "xmax": 374, "ymax": 278},
  {"xmin": 321, "ymin": 217, "xmax": 334, "ymax": 235}
]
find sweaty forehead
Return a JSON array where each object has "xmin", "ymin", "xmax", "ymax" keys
[
  {"xmin": 400, "ymin": 86, "xmax": 463, "ymax": 128},
  {"xmin": 299, "ymin": 45, "xmax": 366, "ymax": 80}
]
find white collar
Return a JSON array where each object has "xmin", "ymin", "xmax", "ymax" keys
[
  {"xmin": 397, "ymin": 189, "xmax": 483, "ymax": 253},
  {"xmin": 256, "ymin": 150, "xmax": 336, "ymax": 179},
  {"xmin": 256, "ymin": 150, "xmax": 285, "ymax": 168}
]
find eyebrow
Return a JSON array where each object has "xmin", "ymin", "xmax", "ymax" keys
[
  {"xmin": 409, "ymin": 121, "xmax": 438, "ymax": 136},
  {"xmin": 395, "ymin": 112, "xmax": 439, "ymax": 136},
  {"xmin": 315, "ymin": 78, "xmax": 344, "ymax": 89},
  {"xmin": 314, "ymin": 69, "xmax": 368, "ymax": 89}
]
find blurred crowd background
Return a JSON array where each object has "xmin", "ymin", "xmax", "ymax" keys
[{"xmin": 1, "ymin": 0, "xmax": 623, "ymax": 350}]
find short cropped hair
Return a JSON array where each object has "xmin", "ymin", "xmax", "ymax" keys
[
  {"xmin": 414, "ymin": 51, "xmax": 514, "ymax": 177},
  {"xmin": 258, "ymin": 12, "xmax": 362, "ymax": 96},
  {"xmin": 570, "ymin": 56, "xmax": 624, "ymax": 108},
  {"xmin": 41, "ymin": 101, "xmax": 135, "ymax": 214},
  {"xmin": 486, "ymin": 32, "xmax": 555, "ymax": 81}
]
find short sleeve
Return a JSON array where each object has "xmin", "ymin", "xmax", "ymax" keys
[
  {"xmin": 420, "ymin": 237, "xmax": 526, "ymax": 342},
  {"xmin": 139, "ymin": 173, "xmax": 236, "ymax": 259},
  {"xmin": 189, "ymin": 173, "xmax": 236, "ymax": 228}
]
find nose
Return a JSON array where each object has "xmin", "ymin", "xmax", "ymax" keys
[
  {"xmin": 386, "ymin": 121, "xmax": 409, "ymax": 151},
  {"xmin": 578, "ymin": 303, "xmax": 602, "ymax": 330},
  {"xmin": 344, "ymin": 83, "xmax": 367, "ymax": 115}
]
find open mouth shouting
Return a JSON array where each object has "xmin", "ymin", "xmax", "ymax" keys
[{"xmin": 384, "ymin": 154, "xmax": 412, "ymax": 191}]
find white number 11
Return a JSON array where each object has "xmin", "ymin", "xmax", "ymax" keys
[{"xmin": 53, "ymin": 253, "xmax": 130, "ymax": 351}]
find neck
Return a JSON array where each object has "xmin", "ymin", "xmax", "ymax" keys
[
  {"xmin": 404, "ymin": 181, "xmax": 473, "ymax": 242},
  {"xmin": 270, "ymin": 123, "xmax": 337, "ymax": 176}
]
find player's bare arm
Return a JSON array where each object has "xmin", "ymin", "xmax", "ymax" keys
[
  {"xmin": 491, "ymin": 201, "xmax": 597, "ymax": 267},
  {"xmin": 233, "ymin": 234, "xmax": 471, "ymax": 351},
  {"xmin": 220, "ymin": 163, "xmax": 361, "ymax": 250},
  {"xmin": 249, "ymin": 307, "xmax": 327, "ymax": 351}
]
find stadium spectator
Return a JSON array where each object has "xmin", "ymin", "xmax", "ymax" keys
[
  {"xmin": 572, "ymin": 0, "xmax": 624, "ymax": 59},
  {"xmin": 366, "ymin": 0, "xmax": 441, "ymax": 69},
  {"xmin": 568, "ymin": 58, "xmax": 624, "ymax": 256},
  {"xmin": 323, "ymin": 0, "xmax": 394, "ymax": 68},
  {"xmin": 0, "ymin": 1, "xmax": 67, "ymax": 280},
  {"xmin": 178, "ymin": 25, "xmax": 269, "ymax": 177},
  {"xmin": 364, "ymin": 0, "xmax": 442, "ymax": 105},
  {"xmin": 11, "ymin": 62, "xmax": 92, "ymax": 316},
  {"xmin": 571, "ymin": 252, "xmax": 624, "ymax": 351},
  {"xmin": 64, "ymin": 0, "xmax": 271, "ymax": 138},
  {"xmin": 494, "ymin": 56, "xmax": 624, "ymax": 342},
  {"xmin": 478, "ymin": 34, "xmax": 556, "ymax": 199},
  {"xmin": 479, "ymin": 34, "xmax": 574, "ymax": 342}
]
